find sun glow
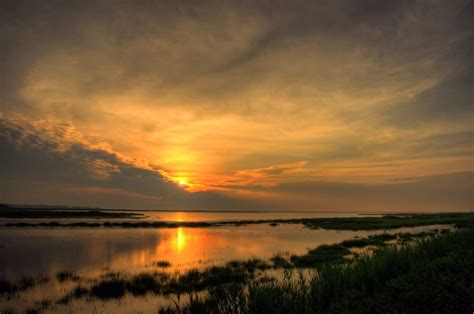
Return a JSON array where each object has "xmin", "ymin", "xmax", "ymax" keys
[{"xmin": 161, "ymin": 171, "xmax": 208, "ymax": 192}]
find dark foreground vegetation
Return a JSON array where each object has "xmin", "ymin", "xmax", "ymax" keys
[
  {"xmin": 301, "ymin": 212, "xmax": 474, "ymax": 230},
  {"xmin": 156, "ymin": 228, "xmax": 474, "ymax": 314},
  {"xmin": 0, "ymin": 275, "xmax": 49, "ymax": 295},
  {"xmin": 2, "ymin": 212, "xmax": 473, "ymax": 231}
]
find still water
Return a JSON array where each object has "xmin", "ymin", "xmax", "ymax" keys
[
  {"xmin": 1, "ymin": 223, "xmax": 379, "ymax": 278},
  {"xmin": 122, "ymin": 210, "xmax": 378, "ymax": 222},
  {"xmin": 0, "ymin": 212, "xmax": 448, "ymax": 313},
  {"xmin": 0, "ymin": 210, "xmax": 379, "ymax": 225}
]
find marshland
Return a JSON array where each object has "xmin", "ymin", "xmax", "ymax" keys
[
  {"xmin": 1, "ymin": 207, "xmax": 473, "ymax": 313},
  {"xmin": 2, "ymin": 0, "xmax": 473, "ymax": 312}
]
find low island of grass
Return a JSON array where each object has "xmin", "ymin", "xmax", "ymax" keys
[
  {"xmin": 0, "ymin": 204, "xmax": 143, "ymax": 219},
  {"xmin": 2, "ymin": 212, "xmax": 473, "ymax": 231}
]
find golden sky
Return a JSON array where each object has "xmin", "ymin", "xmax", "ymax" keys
[{"xmin": 0, "ymin": 0, "xmax": 473, "ymax": 211}]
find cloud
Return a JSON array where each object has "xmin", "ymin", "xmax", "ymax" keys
[
  {"xmin": 378, "ymin": 69, "xmax": 474, "ymax": 129},
  {"xmin": 0, "ymin": 0, "xmax": 472, "ymax": 211},
  {"xmin": 0, "ymin": 116, "xmax": 472, "ymax": 212},
  {"xmin": 235, "ymin": 161, "xmax": 308, "ymax": 180},
  {"xmin": 0, "ymin": 115, "xmax": 265, "ymax": 210},
  {"xmin": 238, "ymin": 172, "xmax": 474, "ymax": 212},
  {"xmin": 2, "ymin": 0, "xmax": 470, "ymax": 117},
  {"xmin": 0, "ymin": 115, "xmax": 182, "ymax": 207}
]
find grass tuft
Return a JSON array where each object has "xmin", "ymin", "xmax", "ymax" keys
[
  {"xmin": 153, "ymin": 260, "xmax": 172, "ymax": 268},
  {"xmin": 56, "ymin": 271, "xmax": 79, "ymax": 282},
  {"xmin": 0, "ymin": 275, "xmax": 49, "ymax": 295},
  {"xmin": 90, "ymin": 276, "xmax": 127, "ymax": 299},
  {"xmin": 291, "ymin": 244, "xmax": 351, "ymax": 267}
]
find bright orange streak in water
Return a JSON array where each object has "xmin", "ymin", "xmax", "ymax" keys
[
  {"xmin": 175, "ymin": 227, "xmax": 186, "ymax": 252},
  {"xmin": 98, "ymin": 226, "xmax": 316, "ymax": 273}
]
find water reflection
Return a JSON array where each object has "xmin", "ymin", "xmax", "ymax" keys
[
  {"xmin": 176, "ymin": 227, "xmax": 185, "ymax": 252},
  {"xmin": 0, "ymin": 224, "xmax": 449, "ymax": 279},
  {"xmin": 0, "ymin": 211, "xmax": 381, "ymax": 226},
  {"xmin": 0, "ymin": 224, "xmax": 451, "ymax": 313}
]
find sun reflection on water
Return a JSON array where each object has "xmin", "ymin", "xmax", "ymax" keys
[
  {"xmin": 175, "ymin": 227, "xmax": 186, "ymax": 252},
  {"xmin": 93, "ymin": 226, "xmax": 274, "ymax": 273}
]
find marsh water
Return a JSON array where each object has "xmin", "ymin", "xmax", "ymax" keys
[
  {"xmin": 0, "ymin": 211, "xmax": 451, "ymax": 313},
  {"xmin": 0, "ymin": 211, "xmax": 378, "ymax": 277}
]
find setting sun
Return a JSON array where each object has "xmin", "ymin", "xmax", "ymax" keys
[{"xmin": 0, "ymin": 1, "xmax": 472, "ymax": 313}]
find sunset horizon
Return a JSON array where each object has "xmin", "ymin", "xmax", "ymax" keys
[{"xmin": 1, "ymin": 1, "xmax": 474, "ymax": 313}]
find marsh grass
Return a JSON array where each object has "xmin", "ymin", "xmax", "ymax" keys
[
  {"xmin": 88, "ymin": 271, "xmax": 170, "ymax": 299},
  {"xmin": 56, "ymin": 258, "xmax": 269, "ymax": 303},
  {"xmin": 56, "ymin": 271, "xmax": 80, "ymax": 282},
  {"xmin": 90, "ymin": 275, "xmax": 127, "ymax": 299},
  {"xmin": 397, "ymin": 230, "xmax": 437, "ymax": 243},
  {"xmin": 4, "ymin": 213, "xmax": 473, "ymax": 230},
  {"xmin": 270, "ymin": 254, "xmax": 293, "ymax": 269},
  {"xmin": 277, "ymin": 232, "xmax": 434, "ymax": 269},
  {"xmin": 153, "ymin": 260, "xmax": 172, "ymax": 268},
  {"xmin": 57, "ymin": 286, "xmax": 88, "ymax": 304},
  {"xmin": 290, "ymin": 244, "xmax": 351, "ymax": 267},
  {"xmin": 33, "ymin": 298, "xmax": 51, "ymax": 311},
  {"xmin": 0, "ymin": 275, "xmax": 49, "ymax": 295},
  {"xmin": 128, "ymin": 272, "xmax": 167, "ymax": 295},
  {"xmin": 311, "ymin": 229, "xmax": 474, "ymax": 313},
  {"xmin": 226, "ymin": 259, "xmax": 271, "ymax": 272},
  {"xmin": 0, "ymin": 207, "xmax": 142, "ymax": 219},
  {"xmin": 168, "ymin": 263, "xmax": 255, "ymax": 293},
  {"xmin": 339, "ymin": 233, "xmax": 397, "ymax": 248},
  {"xmin": 301, "ymin": 213, "xmax": 474, "ymax": 230}
]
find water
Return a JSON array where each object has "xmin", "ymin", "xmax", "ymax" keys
[
  {"xmin": 0, "ymin": 210, "xmax": 379, "ymax": 225},
  {"xmin": 0, "ymin": 211, "xmax": 380, "ymax": 278},
  {"xmin": 123, "ymin": 210, "xmax": 378, "ymax": 222},
  {"xmin": 0, "ymin": 211, "xmax": 449, "ymax": 313},
  {"xmin": 0, "ymin": 224, "xmax": 363, "ymax": 278}
]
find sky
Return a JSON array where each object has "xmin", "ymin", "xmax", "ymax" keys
[{"xmin": 0, "ymin": 0, "xmax": 473, "ymax": 212}]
